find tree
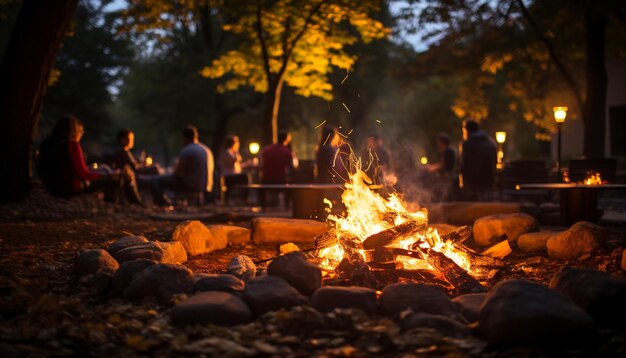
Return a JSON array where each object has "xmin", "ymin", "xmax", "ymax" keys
[
  {"xmin": 0, "ymin": 0, "xmax": 78, "ymax": 201},
  {"xmin": 201, "ymin": 0, "xmax": 388, "ymax": 144}
]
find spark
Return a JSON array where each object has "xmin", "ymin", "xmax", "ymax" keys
[
  {"xmin": 347, "ymin": 129, "xmax": 354, "ymax": 135},
  {"xmin": 314, "ymin": 120, "xmax": 327, "ymax": 129},
  {"xmin": 375, "ymin": 119, "xmax": 381, "ymax": 123},
  {"xmin": 342, "ymin": 102, "xmax": 351, "ymax": 113},
  {"xmin": 323, "ymin": 132, "xmax": 331, "ymax": 146},
  {"xmin": 338, "ymin": 132, "xmax": 348, "ymax": 139}
]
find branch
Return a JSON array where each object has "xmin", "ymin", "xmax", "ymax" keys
[
  {"xmin": 256, "ymin": 0, "xmax": 272, "ymax": 81},
  {"xmin": 514, "ymin": 0, "xmax": 585, "ymax": 112}
]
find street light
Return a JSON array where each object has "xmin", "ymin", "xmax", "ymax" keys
[
  {"xmin": 495, "ymin": 131, "xmax": 506, "ymax": 169},
  {"xmin": 248, "ymin": 142, "xmax": 260, "ymax": 155},
  {"xmin": 553, "ymin": 106, "xmax": 567, "ymax": 176}
]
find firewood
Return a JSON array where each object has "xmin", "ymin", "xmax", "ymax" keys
[
  {"xmin": 362, "ymin": 220, "xmax": 426, "ymax": 250},
  {"xmin": 440, "ymin": 225, "xmax": 472, "ymax": 244},
  {"xmin": 313, "ymin": 229, "xmax": 339, "ymax": 250},
  {"xmin": 416, "ymin": 247, "xmax": 487, "ymax": 294},
  {"xmin": 482, "ymin": 237, "xmax": 512, "ymax": 259}
]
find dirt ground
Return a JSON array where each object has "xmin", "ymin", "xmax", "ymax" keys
[{"xmin": 1, "ymin": 189, "xmax": 625, "ymax": 356}]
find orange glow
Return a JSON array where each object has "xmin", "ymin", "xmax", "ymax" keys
[{"xmin": 583, "ymin": 172, "xmax": 606, "ymax": 185}]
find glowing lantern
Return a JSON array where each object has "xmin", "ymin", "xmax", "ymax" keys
[{"xmin": 249, "ymin": 142, "xmax": 260, "ymax": 155}]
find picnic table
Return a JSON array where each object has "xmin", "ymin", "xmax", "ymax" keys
[
  {"xmin": 240, "ymin": 183, "xmax": 383, "ymax": 220},
  {"xmin": 515, "ymin": 183, "xmax": 626, "ymax": 225}
]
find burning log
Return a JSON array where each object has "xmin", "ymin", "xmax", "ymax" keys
[
  {"xmin": 314, "ymin": 229, "xmax": 339, "ymax": 250},
  {"xmin": 362, "ymin": 220, "xmax": 427, "ymax": 250},
  {"xmin": 416, "ymin": 247, "xmax": 487, "ymax": 294},
  {"xmin": 336, "ymin": 234, "xmax": 377, "ymax": 288},
  {"xmin": 440, "ymin": 225, "xmax": 472, "ymax": 244}
]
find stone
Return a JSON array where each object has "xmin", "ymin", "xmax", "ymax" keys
[
  {"xmin": 111, "ymin": 241, "xmax": 187, "ymax": 264},
  {"xmin": 251, "ymin": 217, "xmax": 328, "ymax": 244},
  {"xmin": 437, "ymin": 202, "xmax": 529, "ymax": 225},
  {"xmin": 227, "ymin": 255, "xmax": 257, "ymax": 281},
  {"xmin": 473, "ymin": 213, "xmax": 538, "ymax": 246},
  {"xmin": 75, "ymin": 249, "xmax": 119, "ymax": 277},
  {"xmin": 279, "ymin": 243, "xmax": 300, "ymax": 254},
  {"xmin": 547, "ymin": 221, "xmax": 608, "ymax": 260},
  {"xmin": 379, "ymin": 283, "xmax": 458, "ymax": 317},
  {"xmin": 111, "ymin": 259, "xmax": 158, "ymax": 296},
  {"xmin": 517, "ymin": 231, "xmax": 559, "ymax": 253},
  {"xmin": 170, "ymin": 291, "xmax": 252, "ymax": 326},
  {"xmin": 171, "ymin": 220, "xmax": 212, "ymax": 256},
  {"xmin": 107, "ymin": 236, "xmax": 149, "ymax": 256},
  {"xmin": 267, "ymin": 251, "xmax": 322, "ymax": 295},
  {"xmin": 550, "ymin": 267, "xmax": 626, "ymax": 326},
  {"xmin": 479, "ymin": 279, "xmax": 594, "ymax": 345},
  {"xmin": 243, "ymin": 275, "xmax": 307, "ymax": 316},
  {"xmin": 193, "ymin": 274, "xmax": 245, "ymax": 294},
  {"xmin": 124, "ymin": 263, "xmax": 194, "ymax": 302},
  {"xmin": 208, "ymin": 225, "xmax": 251, "ymax": 246},
  {"xmin": 452, "ymin": 293, "xmax": 487, "ymax": 322},
  {"xmin": 401, "ymin": 313, "xmax": 471, "ymax": 337},
  {"xmin": 311, "ymin": 286, "xmax": 377, "ymax": 314}
]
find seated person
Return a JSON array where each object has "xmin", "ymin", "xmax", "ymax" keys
[
  {"xmin": 112, "ymin": 129, "xmax": 161, "ymax": 176},
  {"xmin": 151, "ymin": 125, "xmax": 214, "ymax": 206},
  {"xmin": 38, "ymin": 115, "xmax": 143, "ymax": 205},
  {"xmin": 261, "ymin": 130, "xmax": 294, "ymax": 184}
]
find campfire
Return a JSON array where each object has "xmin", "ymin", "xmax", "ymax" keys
[
  {"xmin": 563, "ymin": 170, "xmax": 607, "ymax": 185},
  {"xmin": 312, "ymin": 170, "xmax": 497, "ymax": 294}
]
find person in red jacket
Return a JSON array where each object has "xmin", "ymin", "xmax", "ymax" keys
[{"xmin": 39, "ymin": 115, "xmax": 143, "ymax": 205}]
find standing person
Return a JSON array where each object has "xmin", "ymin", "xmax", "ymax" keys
[
  {"xmin": 460, "ymin": 120, "xmax": 497, "ymax": 200},
  {"xmin": 426, "ymin": 133, "xmax": 456, "ymax": 177},
  {"xmin": 219, "ymin": 135, "xmax": 243, "ymax": 176},
  {"xmin": 363, "ymin": 134, "xmax": 390, "ymax": 184},
  {"xmin": 151, "ymin": 125, "xmax": 214, "ymax": 206},
  {"xmin": 315, "ymin": 126, "xmax": 341, "ymax": 183},
  {"xmin": 38, "ymin": 115, "xmax": 143, "ymax": 205},
  {"xmin": 261, "ymin": 130, "xmax": 295, "ymax": 184}
]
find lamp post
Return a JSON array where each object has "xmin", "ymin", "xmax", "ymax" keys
[
  {"xmin": 553, "ymin": 106, "xmax": 567, "ymax": 177},
  {"xmin": 495, "ymin": 131, "xmax": 506, "ymax": 169}
]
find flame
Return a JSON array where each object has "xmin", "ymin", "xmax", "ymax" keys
[
  {"xmin": 317, "ymin": 169, "xmax": 471, "ymax": 273},
  {"xmin": 583, "ymin": 171, "xmax": 606, "ymax": 185}
]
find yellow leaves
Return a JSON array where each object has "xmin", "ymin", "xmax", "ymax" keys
[
  {"xmin": 481, "ymin": 53, "xmax": 513, "ymax": 74},
  {"xmin": 48, "ymin": 68, "xmax": 61, "ymax": 87}
]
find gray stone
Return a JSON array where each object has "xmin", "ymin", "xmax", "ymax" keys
[
  {"xmin": 111, "ymin": 259, "xmax": 158, "ymax": 296},
  {"xmin": 517, "ymin": 231, "xmax": 558, "ymax": 253},
  {"xmin": 107, "ymin": 236, "xmax": 149, "ymax": 256},
  {"xmin": 452, "ymin": 293, "xmax": 487, "ymax": 322},
  {"xmin": 75, "ymin": 249, "xmax": 119, "ymax": 277},
  {"xmin": 111, "ymin": 241, "xmax": 187, "ymax": 264},
  {"xmin": 401, "ymin": 313, "xmax": 471, "ymax": 337},
  {"xmin": 379, "ymin": 283, "xmax": 458, "ymax": 317},
  {"xmin": 124, "ymin": 263, "xmax": 194, "ymax": 302},
  {"xmin": 479, "ymin": 279, "xmax": 594, "ymax": 345},
  {"xmin": 193, "ymin": 274, "xmax": 245, "ymax": 294},
  {"xmin": 547, "ymin": 221, "xmax": 608, "ymax": 260},
  {"xmin": 473, "ymin": 213, "xmax": 538, "ymax": 246},
  {"xmin": 311, "ymin": 286, "xmax": 377, "ymax": 314},
  {"xmin": 267, "ymin": 251, "xmax": 322, "ymax": 295},
  {"xmin": 550, "ymin": 267, "xmax": 626, "ymax": 326},
  {"xmin": 170, "ymin": 291, "xmax": 252, "ymax": 326},
  {"xmin": 243, "ymin": 275, "xmax": 307, "ymax": 316},
  {"xmin": 227, "ymin": 255, "xmax": 257, "ymax": 281}
]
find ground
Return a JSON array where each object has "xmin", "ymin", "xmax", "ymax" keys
[{"xmin": 0, "ymin": 188, "xmax": 625, "ymax": 356}]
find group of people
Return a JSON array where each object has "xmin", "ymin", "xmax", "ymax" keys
[
  {"xmin": 38, "ymin": 114, "xmax": 497, "ymax": 207},
  {"xmin": 38, "ymin": 115, "xmax": 214, "ymax": 207}
]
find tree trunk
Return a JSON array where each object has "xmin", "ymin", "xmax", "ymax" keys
[
  {"xmin": 263, "ymin": 79, "xmax": 284, "ymax": 145},
  {"xmin": 0, "ymin": 0, "xmax": 78, "ymax": 201},
  {"xmin": 582, "ymin": 10, "xmax": 607, "ymax": 158}
]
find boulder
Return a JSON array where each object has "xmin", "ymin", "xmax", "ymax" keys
[
  {"xmin": 311, "ymin": 286, "xmax": 377, "ymax": 314},
  {"xmin": 124, "ymin": 263, "xmax": 194, "ymax": 302},
  {"xmin": 111, "ymin": 259, "xmax": 158, "ymax": 296},
  {"xmin": 379, "ymin": 283, "xmax": 458, "ymax": 317},
  {"xmin": 208, "ymin": 225, "xmax": 251, "ymax": 246},
  {"xmin": 75, "ymin": 249, "xmax": 119, "ymax": 277},
  {"xmin": 243, "ymin": 276, "xmax": 307, "ymax": 316},
  {"xmin": 401, "ymin": 313, "xmax": 471, "ymax": 337},
  {"xmin": 473, "ymin": 213, "xmax": 538, "ymax": 246},
  {"xmin": 227, "ymin": 255, "xmax": 257, "ymax": 281},
  {"xmin": 107, "ymin": 236, "xmax": 149, "ymax": 256},
  {"xmin": 479, "ymin": 279, "xmax": 594, "ymax": 345},
  {"xmin": 547, "ymin": 221, "xmax": 608, "ymax": 260},
  {"xmin": 267, "ymin": 251, "xmax": 322, "ymax": 295},
  {"xmin": 171, "ymin": 220, "xmax": 212, "ymax": 256},
  {"xmin": 251, "ymin": 217, "xmax": 328, "ymax": 244},
  {"xmin": 437, "ymin": 202, "xmax": 528, "ymax": 225},
  {"xmin": 194, "ymin": 274, "xmax": 245, "ymax": 294},
  {"xmin": 111, "ymin": 241, "xmax": 187, "ymax": 264},
  {"xmin": 452, "ymin": 293, "xmax": 487, "ymax": 322},
  {"xmin": 170, "ymin": 291, "xmax": 252, "ymax": 326},
  {"xmin": 517, "ymin": 231, "xmax": 558, "ymax": 253},
  {"xmin": 550, "ymin": 267, "xmax": 626, "ymax": 326}
]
